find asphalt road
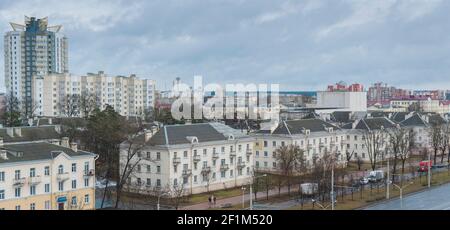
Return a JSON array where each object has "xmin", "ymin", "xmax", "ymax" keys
[{"xmin": 365, "ymin": 182, "xmax": 450, "ymax": 210}]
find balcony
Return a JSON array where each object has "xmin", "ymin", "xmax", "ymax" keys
[
  {"xmin": 220, "ymin": 164, "xmax": 229, "ymax": 171},
  {"xmin": 307, "ymin": 144, "xmax": 313, "ymax": 149},
  {"xmin": 230, "ymin": 151, "xmax": 236, "ymax": 158},
  {"xmin": 237, "ymin": 162, "xmax": 246, "ymax": 169},
  {"xmin": 193, "ymin": 155, "xmax": 201, "ymax": 162},
  {"xmin": 13, "ymin": 178, "xmax": 26, "ymax": 187},
  {"xmin": 173, "ymin": 157, "xmax": 181, "ymax": 165},
  {"xmin": 319, "ymin": 142, "xmax": 325, "ymax": 148},
  {"xmin": 83, "ymin": 169, "xmax": 95, "ymax": 177},
  {"xmin": 182, "ymin": 169, "xmax": 192, "ymax": 177},
  {"xmin": 56, "ymin": 172, "xmax": 70, "ymax": 181},
  {"xmin": 246, "ymin": 149, "xmax": 252, "ymax": 155},
  {"xmin": 212, "ymin": 152, "xmax": 219, "ymax": 159},
  {"xmin": 201, "ymin": 166, "xmax": 211, "ymax": 174},
  {"xmin": 28, "ymin": 176, "xmax": 42, "ymax": 185}
]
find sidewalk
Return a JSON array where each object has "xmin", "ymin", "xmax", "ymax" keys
[{"xmin": 181, "ymin": 185, "xmax": 300, "ymax": 210}]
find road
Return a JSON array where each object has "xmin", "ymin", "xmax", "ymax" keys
[{"xmin": 365, "ymin": 182, "xmax": 450, "ymax": 210}]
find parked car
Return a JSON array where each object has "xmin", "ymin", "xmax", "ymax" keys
[
  {"xmin": 368, "ymin": 170, "xmax": 384, "ymax": 183},
  {"xmin": 418, "ymin": 160, "xmax": 433, "ymax": 172},
  {"xmin": 359, "ymin": 177, "xmax": 369, "ymax": 185},
  {"xmin": 301, "ymin": 183, "xmax": 318, "ymax": 195}
]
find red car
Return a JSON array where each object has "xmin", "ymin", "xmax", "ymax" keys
[{"xmin": 418, "ymin": 160, "xmax": 433, "ymax": 172}]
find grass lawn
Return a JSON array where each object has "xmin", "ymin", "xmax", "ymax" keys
[{"xmin": 186, "ymin": 187, "xmax": 244, "ymax": 205}]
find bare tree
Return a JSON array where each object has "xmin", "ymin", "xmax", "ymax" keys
[
  {"xmin": 115, "ymin": 130, "xmax": 146, "ymax": 208},
  {"xmin": 356, "ymin": 156, "xmax": 363, "ymax": 171},
  {"xmin": 2, "ymin": 93, "xmax": 22, "ymax": 127},
  {"xmin": 440, "ymin": 122, "xmax": 450, "ymax": 164},
  {"xmin": 431, "ymin": 124, "xmax": 443, "ymax": 164},
  {"xmin": 80, "ymin": 93, "xmax": 100, "ymax": 118},
  {"xmin": 275, "ymin": 144, "xmax": 304, "ymax": 195},
  {"xmin": 58, "ymin": 94, "xmax": 81, "ymax": 117},
  {"xmin": 345, "ymin": 150, "xmax": 355, "ymax": 165},
  {"xmin": 169, "ymin": 180, "xmax": 187, "ymax": 210},
  {"xmin": 362, "ymin": 129, "xmax": 386, "ymax": 171}
]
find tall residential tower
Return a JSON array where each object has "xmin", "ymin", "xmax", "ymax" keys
[{"xmin": 4, "ymin": 16, "xmax": 68, "ymax": 117}]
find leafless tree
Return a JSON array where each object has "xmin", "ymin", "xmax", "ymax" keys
[
  {"xmin": 431, "ymin": 124, "xmax": 443, "ymax": 164},
  {"xmin": 58, "ymin": 94, "xmax": 81, "ymax": 117},
  {"xmin": 345, "ymin": 150, "xmax": 355, "ymax": 165},
  {"xmin": 275, "ymin": 144, "xmax": 304, "ymax": 195},
  {"xmin": 388, "ymin": 126, "xmax": 415, "ymax": 182},
  {"xmin": 2, "ymin": 93, "xmax": 21, "ymax": 127},
  {"xmin": 356, "ymin": 156, "xmax": 363, "ymax": 171},
  {"xmin": 80, "ymin": 93, "xmax": 100, "ymax": 118},
  {"xmin": 115, "ymin": 130, "xmax": 146, "ymax": 208},
  {"xmin": 169, "ymin": 180, "xmax": 187, "ymax": 210},
  {"xmin": 440, "ymin": 122, "xmax": 450, "ymax": 164},
  {"xmin": 362, "ymin": 129, "xmax": 386, "ymax": 171}
]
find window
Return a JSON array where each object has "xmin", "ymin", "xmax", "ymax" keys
[
  {"xmin": 264, "ymin": 151, "xmax": 268, "ymax": 157},
  {"xmin": 137, "ymin": 178, "xmax": 141, "ymax": 185},
  {"xmin": 72, "ymin": 180, "xmax": 77, "ymax": 189},
  {"xmin": 30, "ymin": 203, "xmax": 36, "ymax": 210},
  {"xmin": 256, "ymin": 151, "xmax": 259, "ymax": 157},
  {"xmin": 15, "ymin": 188, "xmax": 21, "ymax": 197},
  {"xmin": 272, "ymin": 141, "xmax": 276, "ymax": 147},
  {"xmin": 84, "ymin": 178, "xmax": 89, "ymax": 187},
  {"xmin": 30, "ymin": 185, "xmax": 36, "ymax": 195},
  {"xmin": 157, "ymin": 166, "xmax": 161, "ymax": 173},
  {"xmin": 58, "ymin": 165, "xmax": 64, "ymax": 174},
  {"xmin": 45, "ymin": 201, "xmax": 50, "ymax": 210},
  {"xmin": 15, "ymin": 205, "xmax": 20, "ymax": 210},
  {"xmin": 84, "ymin": 194, "xmax": 90, "ymax": 204},
  {"xmin": 44, "ymin": 166, "xmax": 50, "ymax": 176},
  {"xmin": 58, "ymin": 181, "xmax": 64, "ymax": 191},
  {"xmin": 147, "ymin": 165, "xmax": 151, "ymax": 172},
  {"xmin": 146, "ymin": 152, "xmax": 151, "ymax": 159},
  {"xmin": 194, "ymin": 175, "xmax": 197, "ymax": 183},
  {"xmin": 156, "ymin": 152, "xmax": 161, "ymax": 160},
  {"xmin": 15, "ymin": 170, "xmax": 20, "ymax": 180},
  {"xmin": 0, "ymin": 190, "xmax": 4, "ymax": 199},
  {"xmin": 264, "ymin": 141, "xmax": 268, "ymax": 147},
  {"xmin": 30, "ymin": 168, "xmax": 36, "ymax": 177},
  {"xmin": 72, "ymin": 163, "xmax": 77, "ymax": 172},
  {"xmin": 157, "ymin": 179, "xmax": 161, "ymax": 187},
  {"xmin": 45, "ymin": 184, "xmax": 50, "ymax": 193},
  {"xmin": 183, "ymin": 151, "xmax": 188, "ymax": 158},
  {"xmin": 0, "ymin": 171, "xmax": 4, "ymax": 182},
  {"xmin": 230, "ymin": 170, "xmax": 234, "ymax": 177},
  {"xmin": 147, "ymin": 178, "xmax": 151, "ymax": 186},
  {"xmin": 221, "ymin": 171, "xmax": 226, "ymax": 178},
  {"xmin": 71, "ymin": 196, "xmax": 77, "ymax": 206}
]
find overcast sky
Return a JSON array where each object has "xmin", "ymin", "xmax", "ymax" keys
[{"xmin": 1, "ymin": 0, "xmax": 450, "ymax": 92}]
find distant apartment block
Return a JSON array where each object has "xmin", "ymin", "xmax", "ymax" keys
[
  {"xmin": 33, "ymin": 71, "xmax": 156, "ymax": 117},
  {"xmin": 4, "ymin": 16, "xmax": 68, "ymax": 116}
]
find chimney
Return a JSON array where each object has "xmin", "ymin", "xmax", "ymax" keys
[
  {"xmin": 13, "ymin": 127, "xmax": 22, "ymax": 137},
  {"xmin": 54, "ymin": 125, "xmax": 61, "ymax": 134},
  {"xmin": 48, "ymin": 118, "xmax": 52, "ymax": 125},
  {"xmin": 6, "ymin": 128, "xmax": 14, "ymax": 137},
  {"xmin": 0, "ymin": 149, "xmax": 7, "ymax": 160},
  {"xmin": 144, "ymin": 129, "xmax": 153, "ymax": 142},
  {"xmin": 70, "ymin": 142, "xmax": 78, "ymax": 152},
  {"xmin": 61, "ymin": 137, "xmax": 70, "ymax": 148}
]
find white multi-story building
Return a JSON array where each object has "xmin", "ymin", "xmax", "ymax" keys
[
  {"xmin": 315, "ymin": 91, "xmax": 367, "ymax": 113},
  {"xmin": 0, "ymin": 138, "xmax": 97, "ymax": 210},
  {"xmin": 120, "ymin": 123, "xmax": 254, "ymax": 195},
  {"xmin": 342, "ymin": 117, "xmax": 396, "ymax": 162},
  {"xmin": 4, "ymin": 16, "xmax": 68, "ymax": 117},
  {"xmin": 253, "ymin": 119, "xmax": 348, "ymax": 172},
  {"xmin": 33, "ymin": 71, "xmax": 156, "ymax": 117}
]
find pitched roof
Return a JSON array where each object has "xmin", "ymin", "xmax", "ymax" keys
[
  {"xmin": 352, "ymin": 117, "xmax": 396, "ymax": 131},
  {"xmin": 400, "ymin": 114, "xmax": 427, "ymax": 127},
  {"xmin": 0, "ymin": 142, "xmax": 94, "ymax": 164},
  {"xmin": 272, "ymin": 119, "xmax": 338, "ymax": 135},
  {"xmin": 0, "ymin": 126, "xmax": 61, "ymax": 143},
  {"xmin": 428, "ymin": 114, "xmax": 447, "ymax": 126},
  {"xmin": 146, "ymin": 123, "xmax": 241, "ymax": 146}
]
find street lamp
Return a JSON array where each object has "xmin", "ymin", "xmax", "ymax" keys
[
  {"xmin": 241, "ymin": 186, "xmax": 246, "ymax": 209},
  {"xmin": 391, "ymin": 181, "xmax": 414, "ymax": 209},
  {"xmin": 157, "ymin": 191, "xmax": 170, "ymax": 210},
  {"xmin": 250, "ymin": 174, "xmax": 267, "ymax": 210}
]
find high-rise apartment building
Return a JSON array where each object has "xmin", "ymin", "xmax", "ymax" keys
[
  {"xmin": 33, "ymin": 71, "xmax": 155, "ymax": 117},
  {"xmin": 4, "ymin": 16, "xmax": 68, "ymax": 116}
]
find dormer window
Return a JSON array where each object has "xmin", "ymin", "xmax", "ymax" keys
[
  {"xmin": 305, "ymin": 129, "xmax": 311, "ymax": 135},
  {"xmin": 328, "ymin": 127, "xmax": 334, "ymax": 133},
  {"xmin": 228, "ymin": 134, "xmax": 235, "ymax": 140}
]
